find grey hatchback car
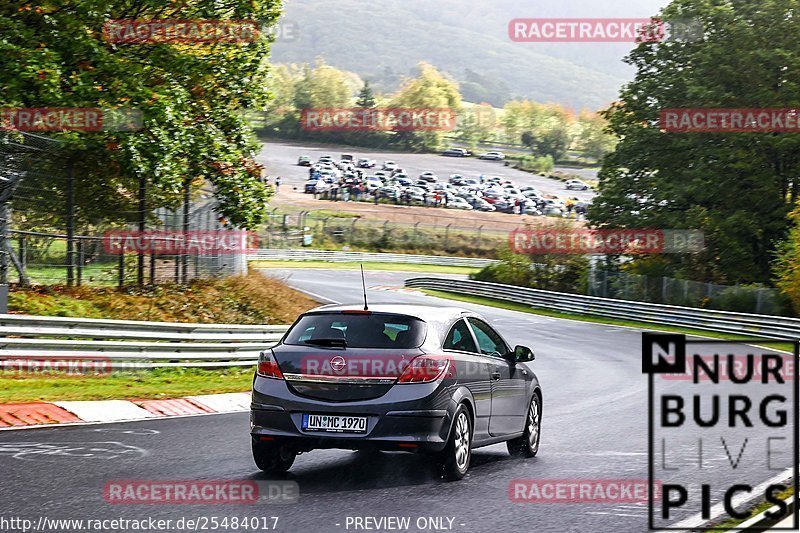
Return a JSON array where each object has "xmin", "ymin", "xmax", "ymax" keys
[{"xmin": 250, "ymin": 304, "xmax": 542, "ymax": 480}]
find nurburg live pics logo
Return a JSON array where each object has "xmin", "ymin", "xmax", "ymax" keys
[{"xmin": 642, "ymin": 333, "xmax": 799, "ymax": 530}]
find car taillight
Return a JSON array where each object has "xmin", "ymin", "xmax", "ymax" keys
[
  {"xmin": 397, "ymin": 355, "xmax": 452, "ymax": 384},
  {"xmin": 257, "ymin": 350, "xmax": 283, "ymax": 379}
]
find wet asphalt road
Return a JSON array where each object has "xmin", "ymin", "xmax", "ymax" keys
[{"xmin": 0, "ymin": 268, "xmax": 793, "ymax": 533}]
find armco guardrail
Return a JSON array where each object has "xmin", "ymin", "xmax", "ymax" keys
[
  {"xmin": 405, "ymin": 277, "xmax": 800, "ymax": 340},
  {"xmin": 0, "ymin": 314, "xmax": 289, "ymax": 369},
  {"xmin": 248, "ymin": 249, "xmax": 496, "ymax": 268}
]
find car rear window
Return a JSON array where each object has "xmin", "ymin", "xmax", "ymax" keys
[{"xmin": 283, "ymin": 312, "xmax": 426, "ymax": 349}]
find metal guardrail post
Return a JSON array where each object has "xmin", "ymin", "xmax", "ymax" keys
[
  {"xmin": 0, "ymin": 202, "xmax": 8, "ymax": 313},
  {"xmin": 76, "ymin": 240, "xmax": 83, "ymax": 286},
  {"xmin": 66, "ymin": 158, "xmax": 75, "ymax": 287}
]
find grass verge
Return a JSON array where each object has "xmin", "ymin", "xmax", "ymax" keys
[
  {"xmin": 712, "ymin": 486, "xmax": 794, "ymax": 531},
  {"xmin": 252, "ymin": 260, "xmax": 481, "ymax": 275},
  {"xmin": 421, "ymin": 289, "xmax": 795, "ymax": 352},
  {"xmin": 1, "ymin": 273, "xmax": 316, "ymax": 404},
  {"xmin": 9, "ymin": 272, "xmax": 317, "ymax": 324},
  {"xmin": 0, "ymin": 367, "xmax": 254, "ymax": 403}
]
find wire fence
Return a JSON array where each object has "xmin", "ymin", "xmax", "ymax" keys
[
  {"xmin": 587, "ymin": 268, "xmax": 789, "ymax": 316},
  {"xmin": 259, "ymin": 210, "xmax": 509, "ymax": 256},
  {"xmin": 0, "ymin": 131, "xmax": 249, "ymax": 297}
]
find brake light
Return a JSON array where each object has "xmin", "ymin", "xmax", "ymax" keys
[
  {"xmin": 257, "ymin": 350, "xmax": 283, "ymax": 379},
  {"xmin": 397, "ymin": 355, "xmax": 451, "ymax": 384}
]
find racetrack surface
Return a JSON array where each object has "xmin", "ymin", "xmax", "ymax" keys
[{"xmin": 0, "ymin": 268, "xmax": 792, "ymax": 533}]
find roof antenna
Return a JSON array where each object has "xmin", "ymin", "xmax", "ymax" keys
[{"xmin": 360, "ymin": 264, "xmax": 369, "ymax": 311}]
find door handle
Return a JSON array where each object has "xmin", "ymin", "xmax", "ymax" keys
[{"xmin": 491, "ymin": 371, "xmax": 501, "ymax": 380}]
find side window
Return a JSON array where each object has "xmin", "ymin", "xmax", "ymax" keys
[
  {"xmin": 467, "ymin": 318, "xmax": 508, "ymax": 357},
  {"xmin": 443, "ymin": 319, "xmax": 478, "ymax": 353}
]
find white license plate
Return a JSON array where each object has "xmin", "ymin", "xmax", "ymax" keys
[{"xmin": 302, "ymin": 414, "xmax": 368, "ymax": 433}]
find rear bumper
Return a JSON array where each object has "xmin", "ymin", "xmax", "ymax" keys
[{"xmin": 250, "ymin": 377, "xmax": 455, "ymax": 453}]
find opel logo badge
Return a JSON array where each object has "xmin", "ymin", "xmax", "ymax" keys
[{"xmin": 330, "ymin": 355, "xmax": 346, "ymax": 373}]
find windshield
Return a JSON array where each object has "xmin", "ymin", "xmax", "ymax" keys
[{"xmin": 283, "ymin": 312, "xmax": 426, "ymax": 349}]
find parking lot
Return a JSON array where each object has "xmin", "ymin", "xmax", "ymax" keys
[{"xmin": 257, "ymin": 140, "xmax": 598, "ymax": 209}]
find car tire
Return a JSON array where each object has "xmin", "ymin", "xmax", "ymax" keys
[
  {"xmin": 437, "ymin": 405, "xmax": 472, "ymax": 481},
  {"xmin": 507, "ymin": 393, "xmax": 542, "ymax": 458},
  {"xmin": 252, "ymin": 440, "xmax": 296, "ymax": 473}
]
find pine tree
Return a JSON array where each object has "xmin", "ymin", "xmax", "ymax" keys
[{"xmin": 356, "ymin": 80, "xmax": 376, "ymax": 108}]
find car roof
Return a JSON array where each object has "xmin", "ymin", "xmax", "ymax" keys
[{"xmin": 306, "ymin": 303, "xmax": 471, "ymax": 322}]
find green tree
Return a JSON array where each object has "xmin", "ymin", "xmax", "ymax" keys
[
  {"xmin": 503, "ymin": 100, "xmax": 576, "ymax": 159},
  {"xmin": 0, "ymin": 0, "xmax": 281, "ymax": 230},
  {"xmin": 263, "ymin": 64, "xmax": 301, "ymax": 126},
  {"xmin": 535, "ymin": 125, "xmax": 572, "ymax": 161},
  {"xmin": 775, "ymin": 207, "xmax": 800, "ymax": 312},
  {"xmin": 590, "ymin": 0, "xmax": 800, "ymax": 284},
  {"xmin": 576, "ymin": 112, "xmax": 616, "ymax": 162},
  {"xmin": 389, "ymin": 62, "xmax": 462, "ymax": 151},
  {"xmin": 356, "ymin": 80, "xmax": 377, "ymax": 108},
  {"xmin": 454, "ymin": 104, "xmax": 496, "ymax": 151}
]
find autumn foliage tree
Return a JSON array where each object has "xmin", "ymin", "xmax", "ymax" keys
[{"xmin": 0, "ymin": 0, "xmax": 282, "ymax": 229}]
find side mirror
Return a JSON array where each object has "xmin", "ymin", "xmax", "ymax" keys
[{"xmin": 514, "ymin": 345, "xmax": 535, "ymax": 362}]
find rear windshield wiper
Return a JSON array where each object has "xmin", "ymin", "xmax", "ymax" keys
[{"xmin": 304, "ymin": 338, "xmax": 347, "ymax": 347}]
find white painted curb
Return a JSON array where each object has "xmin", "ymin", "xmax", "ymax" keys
[
  {"xmin": 187, "ymin": 393, "xmax": 251, "ymax": 413},
  {"xmin": 55, "ymin": 400, "xmax": 157, "ymax": 422}
]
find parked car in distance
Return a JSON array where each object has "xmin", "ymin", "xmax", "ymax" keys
[
  {"xmin": 378, "ymin": 186, "xmax": 402, "ymax": 200},
  {"xmin": 304, "ymin": 179, "xmax": 320, "ymax": 193},
  {"xmin": 297, "ymin": 155, "xmax": 312, "ymax": 166},
  {"xmin": 358, "ymin": 158, "xmax": 376, "ymax": 168},
  {"xmin": 405, "ymin": 187, "xmax": 427, "ymax": 203},
  {"xmin": 479, "ymin": 151, "xmax": 505, "ymax": 160},
  {"xmin": 492, "ymin": 199, "xmax": 516, "ymax": 213},
  {"xmin": 306, "ymin": 180, "xmax": 331, "ymax": 194},
  {"xmin": 472, "ymin": 198, "xmax": 496, "ymax": 212},
  {"xmin": 543, "ymin": 205, "xmax": 564, "ymax": 217},
  {"xmin": 442, "ymin": 147, "xmax": 471, "ymax": 157},
  {"xmin": 565, "ymin": 179, "xmax": 590, "ymax": 191},
  {"xmin": 419, "ymin": 171, "xmax": 438, "ymax": 182},
  {"xmin": 383, "ymin": 160, "xmax": 398, "ymax": 171},
  {"xmin": 446, "ymin": 197, "xmax": 474, "ymax": 210},
  {"xmin": 364, "ymin": 177, "xmax": 382, "ymax": 191}
]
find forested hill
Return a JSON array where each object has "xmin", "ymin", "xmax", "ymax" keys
[{"xmin": 270, "ymin": 0, "xmax": 668, "ymax": 110}]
